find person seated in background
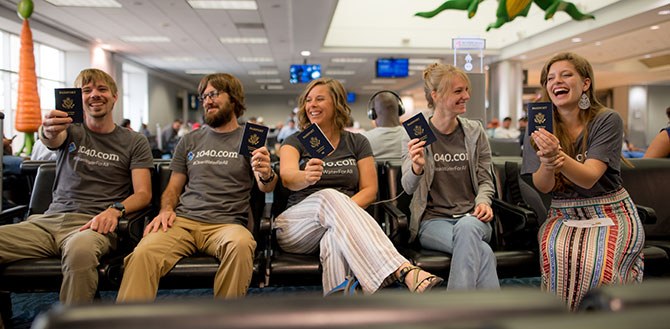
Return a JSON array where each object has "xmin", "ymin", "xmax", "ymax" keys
[
  {"xmin": 361, "ymin": 90, "xmax": 405, "ymax": 159},
  {"xmin": 30, "ymin": 137, "xmax": 57, "ymax": 161},
  {"xmin": 622, "ymin": 133, "xmax": 645, "ymax": 158},
  {"xmin": 486, "ymin": 118, "xmax": 499, "ymax": 138},
  {"xmin": 403, "ymin": 63, "xmax": 499, "ymax": 291},
  {"xmin": 277, "ymin": 119, "xmax": 298, "ymax": 143},
  {"xmin": 0, "ymin": 68, "xmax": 153, "ymax": 305},
  {"xmin": 117, "ymin": 73, "xmax": 277, "ymax": 302},
  {"xmin": 493, "ymin": 117, "xmax": 520, "ymax": 139},
  {"xmin": 644, "ymin": 120, "xmax": 670, "ymax": 158},
  {"xmin": 2, "ymin": 135, "xmax": 22, "ymax": 175},
  {"xmin": 121, "ymin": 118, "xmax": 132, "ymax": 130},
  {"xmin": 161, "ymin": 119, "xmax": 182, "ymax": 155},
  {"xmin": 522, "ymin": 52, "xmax": 644, "ymax": 310},
  {"xmin": 276, "ymin": 77, "xmax": 443, "ymax": 296}
]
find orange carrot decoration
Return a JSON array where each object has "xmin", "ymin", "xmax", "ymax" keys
[{"xmin": 15, "ymin": 0, "xmax": 41, "ymax": 156}]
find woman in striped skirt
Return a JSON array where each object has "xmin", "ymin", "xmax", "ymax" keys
[
  {"xmin": 276, "ymin": 78, "xmax": 443, "ymax": 295},
  {"xmin": 521, "ymin": 52, "xmax": 645, "ymax": 310}
]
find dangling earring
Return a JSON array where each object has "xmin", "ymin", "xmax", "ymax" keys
[{"xmin": 578, "ymin": 93, "xmax": 591, "ymax": 110}]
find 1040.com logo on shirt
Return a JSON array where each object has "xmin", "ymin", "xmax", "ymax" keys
[{"xmin": 434, "ymin": 152, "xmax": 468, "ymax": 163}]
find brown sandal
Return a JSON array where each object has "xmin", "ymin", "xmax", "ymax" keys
[{"xmin": 397, "ymin": 266, "xmax": 444, "ymax": 293}]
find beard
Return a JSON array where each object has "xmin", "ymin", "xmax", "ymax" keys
[{"xmin": 204, "ymin": 104, "xmax": 234, "ymax": 128}]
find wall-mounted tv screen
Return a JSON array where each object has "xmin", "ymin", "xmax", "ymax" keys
[
  {"xmin": 376, "ymin": 58, "xmax": 409, "ymax": 78},
  {"xmin": 290, "ymin": 64, "xmax": 321, "ymax": 84},
  {"xmin": 347, "ymin": 92, "xmax": 356, "ymax": 103}
]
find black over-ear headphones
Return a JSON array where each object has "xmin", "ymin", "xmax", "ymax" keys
[{"xmin": 367, "ymin": 90, "xmax": 406, "ymax": 120}]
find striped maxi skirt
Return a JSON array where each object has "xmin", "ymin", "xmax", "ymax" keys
[{"xmin": 539, "ymin": 187, "xmax": 645, "ymax": 310}]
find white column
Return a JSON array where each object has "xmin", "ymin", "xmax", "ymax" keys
[{"xmin": 489, "ymin": 60, "xmax": 523, "ymax": 123}]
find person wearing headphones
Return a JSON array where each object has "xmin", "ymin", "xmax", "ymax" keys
[{"xmin": 361, "ymin": 90, "xmax": 406, "ymax": 159}]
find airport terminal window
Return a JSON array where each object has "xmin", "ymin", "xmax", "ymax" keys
[
  {"xmin": 1, "ymin": 30, "xmax": 65, "ymax": 144},
  {"xmin": 122, "ymin": 62, "xmax": 149, "ymax": 131}
]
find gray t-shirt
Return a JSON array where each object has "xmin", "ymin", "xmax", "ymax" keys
[
  {"xmin": 521, "ymin": 109, "xmax": 623, "ymax": 199},
  {"xmin": 361, "ymin": 126, "xmax": 405, "ymax": 159},
  {"xmin": 47, "ymin": 124, "xmax": 153, "ymax": 215},
  {"xmin": 283, "ymin": 131, "xmax": 373, "ymax": 208},
  {"xmin": 171, "ymin": 126, "xmax": 253, "ymax": 225},
  {"xmin": 423, "ymin": 121, "xmax": 475, "ymax": 220}
]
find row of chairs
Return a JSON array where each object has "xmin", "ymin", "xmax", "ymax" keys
[{"xmin": 2, "ymin": 157, "xmax": 669, "ymax": 322}]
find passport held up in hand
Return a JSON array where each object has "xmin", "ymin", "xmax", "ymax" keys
[
  {"xmin": 238, "ymin": 122, "xmax": 269, "ymax": 157},
  {"xmin": 402, "ymin": 112, "xmax": 436, "ymax": 146},
  {"xmin": 527, "ymin": 102, "xmax": 553, "ymax": 134},
  {"xmin": 297, "ymin": 123, "xmax": 334, "ymax": 159},
  {"xmin": 55, "ymin": 88, "xmax": 83, "ymax": 123}
]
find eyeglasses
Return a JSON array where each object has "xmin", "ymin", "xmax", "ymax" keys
[{"xmin": 198, "ymin": 90, "xmax": 223, "ymax": 102}]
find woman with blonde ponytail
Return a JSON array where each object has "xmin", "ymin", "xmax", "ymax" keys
[
  {"xmin": 402, "ymin": 63, "xmax": 499, "ymax": 291},
  {"xmin": 521, "ymin": 52, "xmax": 644, "ymax": 310}
]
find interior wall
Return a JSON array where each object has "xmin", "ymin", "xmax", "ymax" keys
[
  {"xmin": 647, "ymin": 85, "xmax": 670, "ymax": 145},
  {"xmin": 148, "ymin": 74, "xmax": 185, "ymax": 136}
]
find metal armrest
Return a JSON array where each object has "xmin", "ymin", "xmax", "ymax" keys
[
  {"xmin": 379, "ymin": 202, "xmax": 408, "ymax": 244},
  {"xmin": 492, "ymin": 198, "xmax": 537, "ymax": 235},
  {"xmin": 116, "ymin": 207, "xmax": 154, "ymax": 245},
  {"xmin": 636, "ymin": 204, "xmax": 657, "ymax": 225},
  {"xmin": 0, "ymin": 205, "xmax": 29, "ymax": 225}
]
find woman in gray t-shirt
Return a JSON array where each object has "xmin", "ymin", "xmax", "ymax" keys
[
  {"xmin": 522, "ymin": 52, "xmax": 644, "ymax": 310},
  {"xmin": 275, "ymin": 78, "xmax": 443, "ymax": 295}
]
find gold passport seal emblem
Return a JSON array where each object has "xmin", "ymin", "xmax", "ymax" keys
[
  {"xmin": 62, "ymin": 97, "xmax": 75, "ymax": 110},
  {"xmin": 310, "ymin": 137, "xmax": 320, "ymax": 148},
  {"xmin": 248, "ymin": 134, "xmax": 260, "ymax": 145},
  {"xmin": 534, "ymin": 112, "xmax": 546, "ymax": 124},
  {"xmin": 413, "ymin": 125, "xmax": 424, "ymax": 136}
]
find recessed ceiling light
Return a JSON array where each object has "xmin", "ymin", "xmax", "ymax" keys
[
  {"xmin": 266, "ymin": 85, "xmax": 284, "ymax": 90},
  {"xmin": 484, "ymin": 65, "xmax": 490, "ymax": 71},
  {"xmin": 520, "ymin": 55, "xmax": 527, "ymax": 60},
  {"xmin": 219, "ymin": 37, "xmax": 267, "ymax": 44},
  {"xmin": 185, "ymin": 70, "xmax": 215, "ymax": 75},
  {"xmin": 644, "ymin": 54, "xmax": 652, "ymax": 59},
  {"xmin": 571, "ymin": 37, "xmax": 582, "ymax": 43},
  {"xmin": 163, "ymin": 56, "xmax": 196, "ymax": 62},
  {"xmin": 188, "ymin": 0, "xmax": 257, "ymax": 10},
  {"xmin": 325, "ymin": 70, "xmax": 355, "ymax": 75},
  {"xmin": 100, "ymin": 44, "xmax": 111, "ymax": 50},
  {"xmin": 121, "ymin": 36, "xmax": 170, "ymax": 43},
  {"xmin": 650, "ymin": 25, "xmax": 660, "ymax": 30},
  {"xmin": 371, "ymin": 79, "xmax": 396, "ymax": 84},
  {"xmin": 331, "ymin": 57, "xmax": 367, "ymax": 63},
  {"xmin": 658, "ymin": 10, "xmax": 670, "ymax": 15},
  {"xmin": 595, "ymin": 41, "xmax": 602, "ymax": 46},
  {"xmin": 300, "ymin": 50, "xmax": 311, "ymax": 57},
  {"xmin": 256, "ymin": 78, "xmax": 281, "ymax": 83},
  {"xmin": 249, "ymin": 70, "xmax": 279, "ymax": 75},
  {"xmin": 362, "ymin": 85, "xmax": 382, "ymax": 90},
  {"xmin": 408, "ymin": 65, "xmax": 428, "ymax": 71},
  {"xmin": 45, "ymin": 0, "xmax": 121, "ymax": 7},
  {"xmin": 409, "ymin": 58, "xmax": 441, "ymax": 64},
  {"xmin": 237, "ymin": 57, "xmax": 273, "ymax": 62}
]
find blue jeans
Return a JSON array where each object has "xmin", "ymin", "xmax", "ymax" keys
[{"xmin": 418, "ymin": 216, "xmax": 500, "ymax": 290}]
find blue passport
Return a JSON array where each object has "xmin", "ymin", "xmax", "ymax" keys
[
  {"xmin": 527, "ymin": 102, "xmax": 553, "ymax": 134},
  {"xmin": 238, "ymin": 122, "xmax": 269, "ymax": 157},
  {"xmin": 297, "ymin": 123, "xmax": 334, "ymax": 159},
  {"xmin": 402, "ymin": 112, "xmax": 436, "ymax": 146},
  {"xmin": 55, "ymin": 88, "xmax": 83, "ymax": 123}
]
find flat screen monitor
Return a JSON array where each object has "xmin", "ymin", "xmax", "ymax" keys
[
  {"xmin": 347, "ymin": 92, "xmax": 356, "ymax": 103},
  {"xmin": 290, "ymin": 64, "xmax": 321, "ymax": 84},
  {"xmin": 376, "ymin": 58, "xmax": 409, "ymax": 78}
]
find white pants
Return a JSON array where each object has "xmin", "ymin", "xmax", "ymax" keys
[{"xmin": 275, "ymin": 189, "xmax": 407, "ymax": 294}]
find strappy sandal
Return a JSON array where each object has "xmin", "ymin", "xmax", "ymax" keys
[
  {"xmin": 397, "ymin": 266, "xmax": 444, "ymax": 293},
  {"xmin": 326, "ymin": 275, "xmax": 361, "ymax": 296}
]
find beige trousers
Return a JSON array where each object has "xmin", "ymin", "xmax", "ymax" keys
[
  {"xmin": 0, "ymin": 213, "xmax": 115, "ymax": 304},
  {"xmin": 117, "ymin": 216, "xmax": 256, "ymax": 302}
]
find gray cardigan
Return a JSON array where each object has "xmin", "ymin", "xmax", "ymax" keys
[{"xmin": 401, "ymin": 115, "xmax": 495, "ymax": 243}]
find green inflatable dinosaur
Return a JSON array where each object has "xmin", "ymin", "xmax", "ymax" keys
[{"xmin": 416, "ymin": 0, "xmax": 594, "ymax": 31}]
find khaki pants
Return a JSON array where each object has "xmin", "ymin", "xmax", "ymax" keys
[
  {"xmin": 0, "ymin": 213, "xmax": 116, "ymax": 304},
  {"xmin": 117, "ymin": 217, "xmax": 256, "ymax": 302}
]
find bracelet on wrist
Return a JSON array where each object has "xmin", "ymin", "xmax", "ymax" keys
[
  {"xmin": 260, "ymin": 169, "xmax": 275, "ymax": 184},
  {"xmin": 39, "ymin": 126, "xmax": 50, "ymax": 141}
]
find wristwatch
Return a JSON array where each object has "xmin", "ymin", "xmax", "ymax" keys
[
  {"xmin": 260, "ymin": 169, "xmax": 275, "ymax": 184},
  {"xmin": 109, "ymin": 202, "xmax": 126, "ymax": 216}
]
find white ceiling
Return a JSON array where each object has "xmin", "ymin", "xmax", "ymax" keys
[{"xmin": 1, "ymin": 0, "xmax": 669, "ymax": 96}]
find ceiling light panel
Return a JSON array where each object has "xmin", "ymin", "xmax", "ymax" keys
[
  {"xmin": 45, "ymin": 0, "xmax": 121, "ymax": 7},
  {"xmin": 238, "ymin": 57, "xmax": 274, "ymax": 62},
  {"xmin": 325, "ymin": 70, "xmax": 356, "ymax": 75},
  {"xmin": 219, "ymin": 37, "xmax": 268, "ymax": 44},
  {"xmin": 255, "ymin": 78, "xmax": 281, "ymax": 83},
  {"xmin": 409, "ymin": 58, "xmax": 441, "ymax": 64},
  {"xmin": 188, "ymin": 0, "xmax": 257, "ymax": 10},
  {"xmin": 331, "ymin": 57, "xmax": 367, "ymax": 63},
  {"xmin": 121, "ymin": 36, "xmax": 170, "ymax": 43},
  {"xmin": 185, "ymin": 70, "xmax": 215, "ymax": 75},
  {"xmin": 371, "ymin": 79, "xmax": 396, "ymax": 84},
  {"xmin": 266, "ymin": 85, "xmax": 284, "ymax": 90},
  {"xmin": 249, "ymin": 70, "xmax": 279, "ymax": 75}
]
